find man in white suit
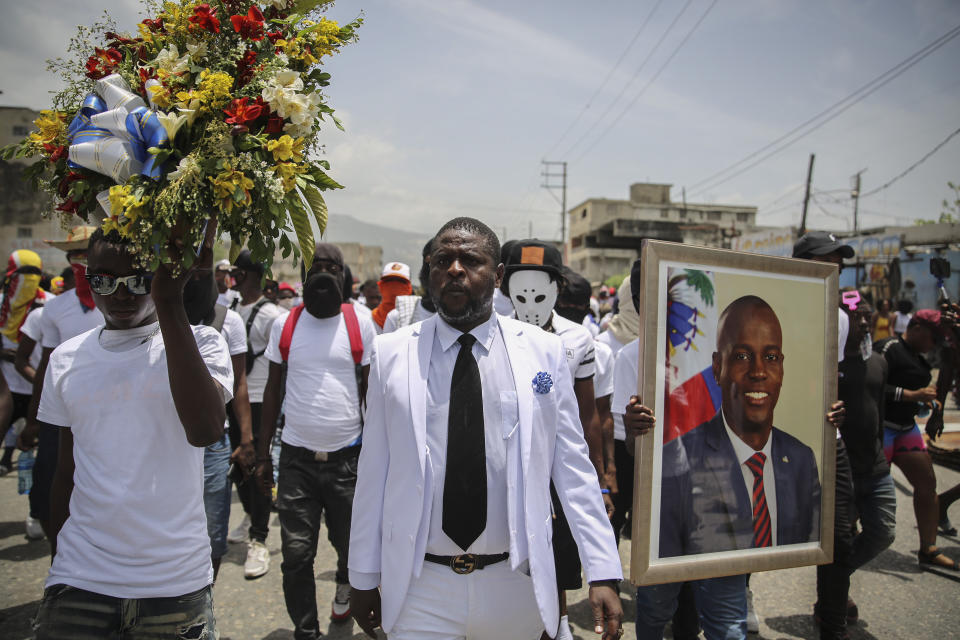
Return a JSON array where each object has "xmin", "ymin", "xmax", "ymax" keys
[{"xmin": 349, "ymin": 218, "xmax": 624, "ymax": 640}]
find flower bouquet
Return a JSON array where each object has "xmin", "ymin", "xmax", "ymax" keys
[{"xmin": 2, "ymin": 0, "xmax": 361, "ymax": 271}]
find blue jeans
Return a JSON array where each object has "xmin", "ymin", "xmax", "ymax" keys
[
  {"xmin": 203, "ymin": 433, "xmax": 232, "ymax": 561},
  {"xmin": 635, "ymin": 574, "xmax": 747, "ymax": 640},
  {"xmin": 848, "ymin": 472, "xmax": 897, "ymax": 570},
  {"xmin": 33, "ymin": 583, "xmax": 216, "ymax": 639}
]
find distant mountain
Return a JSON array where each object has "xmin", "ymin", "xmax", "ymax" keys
[{"xmin": 322, "ymin": 213, "xmax": 431, "ymax": 276}]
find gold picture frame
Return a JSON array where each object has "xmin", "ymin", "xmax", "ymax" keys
[{"xmin": 630, "ymin": 240, "xmax": 838, "ymax": 585}]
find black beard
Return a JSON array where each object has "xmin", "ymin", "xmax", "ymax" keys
[{"xmin": 436, "ymin": 295, "xmax": 493, "ymax": 327}]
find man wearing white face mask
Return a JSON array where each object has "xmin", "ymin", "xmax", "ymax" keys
[
  {"xmin": 277, "ymin": 282, "xmax": 298, "ymax": 311},
  {"xmin": 503, "ymin": 240, "xmax": 608, "ymax": 640}
]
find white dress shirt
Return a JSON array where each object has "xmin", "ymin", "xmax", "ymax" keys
[
  {"xmin": 426, "ymin": 313, "xmax": 516, "ymax": 555},
  {"xmin": 722, "ymin": 412, "xmax": 778, "ymax": 546}
]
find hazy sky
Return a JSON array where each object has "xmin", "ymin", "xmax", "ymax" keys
[{"xmin": 2, "ymin": 0, "xmax": 959, "ymax": 240}]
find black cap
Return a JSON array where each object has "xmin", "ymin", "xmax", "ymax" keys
[
  {"xmin": 233, "ymin": 249, "xmax": 264, "ymax": 277},
  {"xmin": 557, "ymin": 267, "xmax": 591, "ymax": 307},
  {"xmin": 792, "ymin": 231, "xmax": 855, "ymax": 259},
  {"xmin": 503, "ymin": 239, "xmax": 563, "ymax": 278}
]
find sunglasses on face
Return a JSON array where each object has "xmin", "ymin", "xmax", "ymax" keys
[{"xmin": 85, "ymin": 273, "xmax": 153, "ymax": 296}]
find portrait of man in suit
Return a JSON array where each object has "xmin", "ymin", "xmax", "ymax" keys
[{"xmin": 659, "ymin": 294, "xmax": 821, "ymax": 558}]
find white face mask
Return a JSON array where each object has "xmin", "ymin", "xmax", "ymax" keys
[
  {"xmin": 508, "ymin": 270, "xmax": 558, "ymax": 328},
  {"xmin": 278, "ymin": 297, "xmax": 295, "ymax": 310}
]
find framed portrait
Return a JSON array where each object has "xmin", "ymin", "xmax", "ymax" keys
[{"xmin": 630, "ymin": 240, "xmax": 838, "ymax": 585}]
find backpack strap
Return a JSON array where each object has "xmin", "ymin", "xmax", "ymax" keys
[
  {"xmin": 209, "ymin": 304, "xmax": 228, "ymax": 334},
  {"xmin": 244, "ymin": 298, "xmax": 270, "ymax": 337},
  {"xmin": 279, "ymin": 304, "xmax": 306, "ymax": 362},
  {"xmin": 341, "ymin": 302, "xmax": 363, "ymax": 365}
]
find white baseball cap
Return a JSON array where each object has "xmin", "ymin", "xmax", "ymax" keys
[{"xmin": 381, "ymin": 261, "xmax": 411, "ymax": 282}]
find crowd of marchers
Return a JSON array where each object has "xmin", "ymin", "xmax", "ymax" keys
[{"xmin": 1, "ymin": 219, "xmax": 959, "ymax": 640}]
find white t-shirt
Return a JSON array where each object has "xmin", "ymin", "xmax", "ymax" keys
[
  {"xmin": 382, "ymin": 299, "xmax": 434, "ymax": 334},
  {"xmin": 611, "ymin": 338, "xmax": 641, "ymax": 441},
  {"xmin": 352, "ymin": 299, "xmax": 372, "ymax": 317},
  {"xmin": 265, "ymin": 309, "xmax": 376, "ymax": 452},
  {"xmin": 596, "ymin": 329, "xmax": 625, "ymax": 360},
  {"xmin": 39, "ymin": 324, "xmax": 233, "ymax": 598},
  {"xmin": 39, "ymin": 289, "xmax": 104, "ymax": 349},
  {"xmin": 235, "ymin": 297, "xmax": 282, "ymax": 403},
  {"xmin": 582, "ymin": 313, "xmax": 600, "ymax": 338},
  {"xmin": 217, "ymin": 289, "xmax": 241, "ymax": 309},
  {"xmin": 593, "ymin": 339, "xmax": 614, "ymax": 399},
  {"xmin": 220, "ymin": 308, "xmax": 247, "ymax": 358},
  {"xmin": 550, "ymin": 311, "xmax": 596, "ymax": 381},
  {"xmin": 2, "ymin": 307, "xmax": 43, "ymax": 394}
]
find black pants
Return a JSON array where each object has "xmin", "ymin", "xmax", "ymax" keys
[
  {"xmin": 610, "ymin": 439, "xmax": 634, "ymax": 544},
  {"xmin": 816, "ymin": 438, "xmax": 856, "ymax": 640},
  {"xmin": 277, "ymin": 442, "xmax": 358, "ymax": 640},
  {"xmin": 228, "ymin": 402, "xmax": 271, "ymax": 542},
  {"xmin": 1, "ymin": 392, "xmax": 30, "ymax": 467}
]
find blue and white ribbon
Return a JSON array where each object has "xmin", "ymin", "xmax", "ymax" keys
[{"xmin": 67, "ymin": 74, "xmax": 168, "ymax": 183}]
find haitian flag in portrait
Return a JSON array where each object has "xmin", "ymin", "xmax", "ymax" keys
[{"xmin": 664, "ymin": 268, "xmax": 721, "ymax": 442}]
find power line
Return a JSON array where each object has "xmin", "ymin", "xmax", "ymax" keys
[
  {"xmin": 861, "ymin": 126, "xmax": 960, "ymax": 198},
  {"xmin": 543, "ymin": 0, "xmax": 665, "ymax": 158},
  {"xmin": 562, "ymin": 0, "xmax": 697, "ymax": 158},
  {"xmin": 685, "ymin": 23, "xmax": 960, "ymax": 196},
  {"xmin": 575, "ymin": 0, "xmax": 719, "ymax": 164}
]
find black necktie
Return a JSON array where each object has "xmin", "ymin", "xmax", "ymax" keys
[{"xmin": 442, "ymin": 333, "xmax": 487, "ymax": 551}]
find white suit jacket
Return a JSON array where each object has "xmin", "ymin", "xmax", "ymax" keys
[{"xmin": 348, "ymin": 314, "xmax": 622, "ymax": 634}]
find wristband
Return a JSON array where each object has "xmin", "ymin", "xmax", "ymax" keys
[{"xmin": 601, "ymin": 488, "xmax": 610, "ymax": 494}]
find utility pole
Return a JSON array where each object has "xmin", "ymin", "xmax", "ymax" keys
[
  {"xmin": 799, "ymin": 153, "xmax": 815, "ymax": 235},
  {"xmin": 851, "ymin": 168, "xmax": 867, "ymax": 234},
  {"xmin": 541, "ymin": 160, "xmax": 567, "ymax": 256}
]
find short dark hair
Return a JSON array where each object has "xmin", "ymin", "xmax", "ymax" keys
[
  {"xmin": 87, "ymin": 227, "xmax": 129, "ymax": 253},
  {"xmin": 419, "ymin": 239, "xmax": 433, "ymax": 287},
  {"xmin": 433, "ymin": 217, "xmax": 500, "ymax": 265},
  {"xmin": 360, "ymin": 279, "xmax": 378, "ymax": 292}
]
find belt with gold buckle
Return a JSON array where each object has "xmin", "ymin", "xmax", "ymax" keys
[{"xmin": 423, "ymin": 552, "xmax": 509, "ymax": 575}]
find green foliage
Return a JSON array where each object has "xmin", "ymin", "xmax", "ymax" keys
[
  {"xmin": 683, "ymin": 269, "xmax": 715, "ymax": 306},
  {"xmin": 915, "ymin": 181, "xmax": 960, "ymax": 225}
]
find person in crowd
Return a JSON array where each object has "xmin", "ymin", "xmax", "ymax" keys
[
  {"xmin": 32, "ymin": 225, "xmax": 232, "ymax": 639},
  {"xmin": 263, "ymin": 278, "xmax": 279, "ymax": 304},
  {"xmin": 348, "ymin": 218, "xmax": 623, "ymax": 640},
  {"xmin": 277, "ymin": 282, "xmax": 298, "ymax": 311},
  {"xmin": 358, "ymin": 279, "xmax": 380, "ymax": 311},
  {"xmin": 503, "ymin": 240, "xmax": 607, "ymax": 640},
  {"xmin": 227, "ymin": 249, "xmax": 283, "ymax": 578},
  {"xmin": 383, "ymin": 241, "xmax": 437, "ymax": 333},
  {"xmin": 813, "ymin": 290, "xmax": 897, "ymax": 638},
  {"xmin": 0, "ymin": 250, "xmax": 47, "ymax": 474},
  {"xmin": 184, "ymin": 250, "xmax": 255, "ymax": 581},
  {"xmin": 0, "ymin": 375, "xmax": 10, "ymax": 445},
  {"xmin": 871, "ymin": 298, "xmax": 893, "ymax": 342},
  {"xmin": 492, "ymin": 239, "xmax": 517, "ymax": 317},
  {"xmin": 215, "ymin": 259, "xmax": 241, "ymax": 309},
  {"xmin": 371, "ymin": 262, "xmax": 412, "ymax": 331},
  {"xmin": 875, "ymin": 309, "xmax": 958, "ymax": 570},
  {"xmin": 254, "ymin": 243, "xmax": 377, "ymax": 639},
  {"xmin": 893, "ymin": 299, "xmax": 913, "ymax": 337},
  {"xmin": 597, "ymin": 276, "xmax": 638, "ymax": 358},
  {"xmin": 59, "ymin": 267, "xmax": 75, "ymax": 293},
  {"xmin": 342, "ymin": 266, "xmax": 371, "ymax": 318},
  {"xmin": 18, "ymin": 226, "xmax": 103, "ymax": 543}
]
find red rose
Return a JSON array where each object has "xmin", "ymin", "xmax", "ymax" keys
[
  {"xmin": 224, "ymin": 97, "xmax": 264, "ymax": 125},
  {"xmin": 236, "ymin": 49, "xmax": 259, "ymax": 87},
  {"xmin": 56, "ymin": 198, "xmax": 81, "ymax": 216},
  {"xmin": 264, "ymin": 113, "xmax": 285, "ymax": 134},
  {"xmin": 231, "ymin": 6, "xmax": 265, "ymax": 41},
  {"xmin": 265, "ymin": 30, "xmax": 284, "ymax": 43},
  {"xmin": 189, "ymin": 4, "xmax": 221, "ymax": 33},
  {"xmin": 44, "ymin": 144, "xmax": 68, "ymax": 164},
  {"xmin": 141, "ymin": 18, "xmax": 164, "ymax": 32}
]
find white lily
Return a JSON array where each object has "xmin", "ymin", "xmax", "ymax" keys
[{"xmin": 156, "ymin": 110, "xmax": 189, "ymax": 142}]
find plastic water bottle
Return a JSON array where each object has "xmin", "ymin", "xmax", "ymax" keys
[{"xmin": 17, "ymin": 450, "xmax": 35, "ymax": 495}]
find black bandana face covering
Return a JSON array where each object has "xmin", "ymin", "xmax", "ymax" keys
[
  {"xmin": 183, "ymin": 270, "xmax": 219, "ymax": 325},
  {"xmin": 302, "ymin": 272, "xmax": 343, "ymax": 318}
]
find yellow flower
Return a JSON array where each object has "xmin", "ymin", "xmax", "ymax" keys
[
  {"xmin": 209, "ymin": 165, "xmax": 254, "ymax": 213},
  {"xmin": 108, "ymin": 185, "xmax": 132, "ymax": 217},
  {"xmin": 273, "ymin": 162, "xmax": 305, "ymax": 192},
  {"xmin": 266, "ymin": 135, "xmax": 305, "ymax": 163},
  {"xmin": 196, "ymin": 70, "xmax": 234, "ymax": 109},
  {"xmin": 149, "ymin": 83, "xmax": 174, "ymax": 109},
  {"xmin": 29, "ymin": 110, "xmax": 66, "ymax": 146}
]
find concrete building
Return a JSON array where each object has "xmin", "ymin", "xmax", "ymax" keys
[
  {"xmin": 567, "ymin": 182, "xmax": 758, "ymax": 285},
  {"xmin": 266, "ymin": 241, "xmax": 383, "ymax": 289},
  {"xmin": 0, "ymin": 106, "xmax": 69, "ymax": 275}
]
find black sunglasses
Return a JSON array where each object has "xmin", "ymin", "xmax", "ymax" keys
[{"xmin": 85, "ymin": 273, "xmax": 153, "ymax": 296}]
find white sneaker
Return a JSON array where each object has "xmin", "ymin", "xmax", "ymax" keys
[
  {"xmin": 331, "ymin": 583, "xmax": 351, "ymax": 621},
  {"xmin": 746, "ymin": 587, "xmax": 759, "ymax": 634},
  {"xmin": 25, "ymin": 516, "xmax": 44, "ymax": 540},
  {"xmin": 244, "ymin": 540, "xmax": 270, "ymax": 579},
  {"xmin": 555, "ymin": 614, "xmax": 574, "ymax": 640},
  {"xmin": 227, "ymin": 514, "xmax": 250, "ymax": 544}
]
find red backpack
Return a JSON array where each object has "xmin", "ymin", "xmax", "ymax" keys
[{"xmin": 278, "ymin": 302, "xmax": 363, "ymax": 365}]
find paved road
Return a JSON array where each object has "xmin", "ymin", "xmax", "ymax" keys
[{"xmin": 1, "ymin": 445, "xmax": 959, "ymax": 639}]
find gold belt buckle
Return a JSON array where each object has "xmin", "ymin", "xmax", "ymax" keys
[
  {"xmin": 313, "ymin": 451, "xmax": 328, "ymax": 462},
  {"xmin": 451, "ymin": 554, "xmax": 477, "ymax": 574}
]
